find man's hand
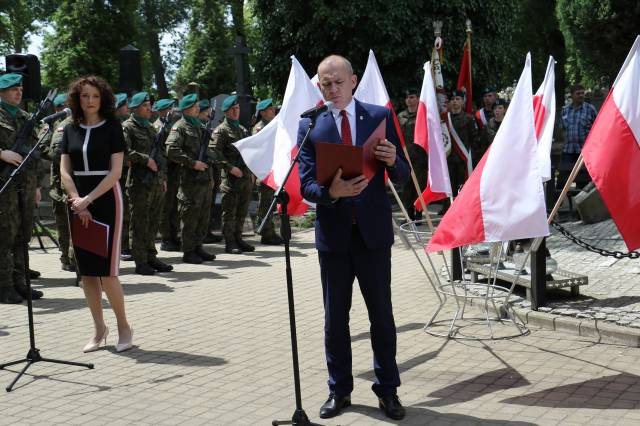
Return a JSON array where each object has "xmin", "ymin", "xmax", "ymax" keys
[
  {"xmin": 147, "ymin": 158, "xmax": 158, "ymax": 172},
  {"xmin": 193, "ymin": 160, "xmax": 208, "ymax": 171},
  {"xmin": 229, "ymin": 167, "xmax": 243, "ymax": 178},
  {"xmin": 328, "ymin": 168, "xmax": 369, "ymax": 199},
  {"xmin": 0, "ymin": 150, "xmax": 23, "ymax": 166},
  {"xmin": 374, "ymin": 139, "xmax": 396, "ymax": 167}
]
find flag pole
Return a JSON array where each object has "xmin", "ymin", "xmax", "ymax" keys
[{"xmin": 465, "ymin": 19, "xmax": 473, "ymax": 112}]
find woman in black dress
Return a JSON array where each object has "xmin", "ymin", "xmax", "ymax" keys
[{"xmin": 60, "ymin": 76, "xmax": 133, "ymax": 353}]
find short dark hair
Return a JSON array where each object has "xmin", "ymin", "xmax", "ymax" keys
[
  {"xmin": 570, "ymin": 84, "xmax": 585, "ymax": 94},
  {"xmin": 67, "ymin": 75, "xmax": 115, "ymax": 125}
]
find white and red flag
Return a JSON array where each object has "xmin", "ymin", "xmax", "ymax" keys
[
  {"xmin": 582, "ymin": 36, "xmax": 640, "ymax": 251},
  {"xmin": 413, "ymin": 61, "xmax": 451, "ymax": 209},
  {"xmin": 457, "ymin": 37, "xmax": 473, "ymax": 114},
  {"xmin": 234, "ymin": 56, "xmax": 322, "ymax": 215},
  {"xmin": 427, "ymin": 53, "xmax": 549, "ymax": 252},
  {"xmin": 533, "ymin": 56, "xmax": 556, "ymax": 182},
  {"xmin": 353, "ymin": 50, "xmax": 406, "ymax": 147}
]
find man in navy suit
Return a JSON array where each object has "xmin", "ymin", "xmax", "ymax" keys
[{"xmin": 297, "ymin": 55, "xmax": 410, "ymax": 420}]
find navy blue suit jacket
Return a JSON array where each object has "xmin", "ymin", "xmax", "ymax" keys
[{"xmin": 297, "ymin": 99, "xmax": 410, "ymax": 253}]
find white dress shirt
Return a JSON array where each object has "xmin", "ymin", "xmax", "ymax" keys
[{"xmin": 331, "ymin": 98, "xmax": 357, "ymax": 145}]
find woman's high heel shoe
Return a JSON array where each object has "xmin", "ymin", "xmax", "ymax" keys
[
  {"xmin": 116, "ymin": 325, "xmax": 133, "ymax": 353},
  {"xmin": 83, "ymin": 326, "xmax": 109, "ymax": 353}
]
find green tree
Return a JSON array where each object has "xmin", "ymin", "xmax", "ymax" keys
[
  {"xmin": 557, "ymin": 0, "xmax": 640, "ymax": 88},
  {"xmin": 41, "ymin": 0, "xmax": 140, "ymax": 91},
  {"xmin": 0, "ymin": 0, "xmax": 56, "ymax": 52},
  {"xmin": 174, "ymin": 0, "xmax": 234, "ymax": 97}
]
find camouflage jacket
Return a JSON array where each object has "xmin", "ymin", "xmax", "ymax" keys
[
  {"xmin": 47, "ymin": 116, "xmax": 73, "ymax": 201},
  {"xmin": 251, "ymin": 119, "xmax": 270, "ymax": 135},
  {"xmin": 210, "ymin": 118, "xmax": 250, "ymax": 178},
  {"xmin": 397, "ymin": 109, "xmax": 417, "ymax": 145},
  {"xmin": 166, "ymin": 117, "xmax": 217, "ymax": 184},
  {"xmin": 0, "ymin": 105, "xmax": 41, "ymax": 185},
  {"xmin": 123, "ymin": 115, "xmax": 166, "ymax": 186}
]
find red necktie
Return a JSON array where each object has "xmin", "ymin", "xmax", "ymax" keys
[{"xmin": 340, "ymin": 110, "xmax": 352, "ymax": 146}]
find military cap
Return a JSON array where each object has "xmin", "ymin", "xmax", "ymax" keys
[
  {"xmin": 256, "ymin": 98, "xmax": 273, "ymax": 112},
  {"xmin": 53, "ymin": 93, "xmax": 67, "ymax": 107},
  {"xmin": 404, "ymin": 88, "xmax": 418, "ymax": 97},
  {"xmin": 115, "ymin": 93, "xmax": 128, "ymax": 109},
  {"xmin": 152, "ymin": 98, "xmax": 174, "ymax": 112},
  {"xmin": 450, "ymin": 89, "xmax": 466, "ymax": 99},
  {"xmin": 0, "ymin": 73, "xmax": 23, "ymax": 90},
  {"xmin": 198, "ymin": 99, "xmax": 210, "ymax": 110},
  {"xmin": 481, "ymin": 86, "xmax": 497, "ymax": 96},
  {"xmin": 494, "ymin": 98, "xmax": 508, "ymax": 107},
  {"xmin": 128, "ymin": 91, "xmax": 149, "ymax": 108},
  {"xmin": 178, "ymin": 93, "xmax": 198, "ymax": 110},
  {"xmin": 221, "ymin": 94, "xmax": 238, "ymax": 112}
]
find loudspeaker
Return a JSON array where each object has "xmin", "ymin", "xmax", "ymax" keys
[
  {"xmin": 118, "ymin": 44, "xmax": 142, "ymax": 93},
  {"xmin": 573, "ymin": 182, "xmax": 611, "ymax": 224},
  {"xmin": 5, "ymin": 54, "xmax": 41, "ymax": 101}
]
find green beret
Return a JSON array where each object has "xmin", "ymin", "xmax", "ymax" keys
[
  {"xmin": 115, "ymin": 93, "xmax": 128, "ymax": 109},
  {"xmin": 198, "ymin": 99, "xmax": 210, "ymax": 110},
  {"xmin": 128, "ymin": 91, "xmax": 149, "ymax": 108},
  {"xmin": 451, "ymin": 89, "xmax": 465, "ymax": 99},
  {"xmin": 152, "ymin": 98, "xmax": 174, "ymax": 112},
  {"xmin": 256, "ymin": 98, "xmax": 273, "ymax": 112},
  {"xmin": 0, "ymin": 73, "xmax": 23, "ymax": 90},
  {"xmin": 481, "ymin": 86, "xmax": 497, "ymax": 96},
  {"xmin": 53, "ymin": 93, "xmax": 67, "ymax": 107},
  {"xmin": 494, "ymin": 98, "xmax": 508, "ymax": 107},
  {"xmin": 178, "ymin": 93, "xmax": 198, "ymax": 111},
  {"xmin": 221, "ymin": 95, "xmax": 238, "ymax": 112}
]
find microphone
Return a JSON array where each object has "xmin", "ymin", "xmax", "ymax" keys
[
  {"xmin": 41, "ymin": 108, "xmax": 71, "ymax": 125},
  {"xmin": 300, "ymin": 101, "xmax": 333, "ymax": 119}
]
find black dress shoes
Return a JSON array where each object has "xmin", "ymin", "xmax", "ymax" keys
[
  {"xmin": 319, "ymin": 394, "xmax": 351, "ymax": 419},
  {"xmin": 379, "ymin": 394, "xmax": 405, "ymax": 420}
]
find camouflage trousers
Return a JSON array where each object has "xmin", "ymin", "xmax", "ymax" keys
[
  {"xmin": 120, "ymin": 168, "xmax": 130, "ymax": 251},
  {"xmin": 128, "ymin": 182, "xmax": 164, "ymax": 263},
  {"xmin": 178, "ymin": 181, "xmax": 213, "ymax": 253},
  {"xmin": 52, "ymin": 199, "xmax": 74, "ymax": 264},
  {"xmin": 12, "ymin": 176, "xmax": 39, "ymax": 287},
  {"xmin": 256, "ymin": 182, "xmax": 277, "ymax": 237},
  {"xmin": 160, "ymin": 164, "xmax": 180, "ymax": 242},
  {"xmin": 221, "ymin": 176, "xmax": 253, "ymax": 243},
  {"xmin": 0, "ymin": 190, "xmax": 19, "ymax": 291}
]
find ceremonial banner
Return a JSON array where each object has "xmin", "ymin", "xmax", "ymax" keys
[
  {"xmin": 457, "ymin": 37, "xmax": 473, "ymax": 113},
  {"xmin": 414, "ymin": 61, "xmax": 451, "ymax": 210},
  {"xmin": 582, "ymin": 36, "xmax": 640, "ymax": 251},
  {"xmin": 533, "ymin": 56, "xmax": 556, "ymax": 182},
  {"xmin": 427, "ymin": 54, "xmax": 549, "ymax": 252},
  {"xmin": 234, "ymin": 56, "xmax": 322, "ymax": 215}
]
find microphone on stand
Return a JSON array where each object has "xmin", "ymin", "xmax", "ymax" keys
[
  {"xmin": 41, "ymin": 108, "xmax": 71, "ymax": 125},
  {"xmin": 300, "ymin": 101, "xmax": 333, "ymax": 119}
]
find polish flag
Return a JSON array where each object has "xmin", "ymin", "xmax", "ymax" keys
[
  {"xmin": 353, "ymin": 50, "xmax": 406, "ymax": 147},
  {"xmin": 457, "ymin": 38, "xmax": 473, "ymax": 114},
  {"xmin": 582, "ymin": 36, "xmax": 640, "ymax": 251},
  {"xmin": 533, "ymin": 56, "xmax": 556, "ymax": 182},
  {"xmin": 414, "ymin": 61, "xmax": 451, "ymax": 209},
  {"xmin": 234, "ymin": 56, "xmax": 322, "ymax": 214},
  {"xmin": 427, "ymin": 54, "xmax": 549, "ymax": 252}
]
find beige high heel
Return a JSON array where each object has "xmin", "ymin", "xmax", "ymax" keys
[
  {"xmin": 83, "ymin": 326, "xmax": 109, "ymax": 353},
  {"xmin": 116, "ymin": 325, "xmax": 133, "ymax": 353}
]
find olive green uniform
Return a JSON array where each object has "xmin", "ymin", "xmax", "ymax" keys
[
  {"xmin": 252, "ymin": 119, "xmax": 279, "ymax": 240},
  {"xmin": 211, "ymin": 118, "xmax": 253, "ymax": 245},
  {"xmin": 123, "ymin": 115, "xmax": 167, "ymax": 264},
  {"xmin": 397, "ymin": 109, "xmax": 427, "ymax": 220},
  {"xmin": 448, "ymin": 111, "xmax": 478, "ymax": 194},
  {"xmin": 166, "ymin": 117, "xmax": 217, "ymax": 253},
  {"xmin": 158, "ymin": 117, "xmax": 181, "ymax": 245},
  {"xmin": 117, "ymin": 115, "xmax": 131, "ymax": 254}
]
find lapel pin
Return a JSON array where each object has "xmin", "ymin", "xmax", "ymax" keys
[{"xmin": 359, "ymin": 115, "xmax": 363, "ymax": 120}]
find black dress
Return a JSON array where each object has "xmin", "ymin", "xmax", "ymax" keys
[{"xmin": 61, "ymin": 119, "xmax": 126, "ymax": 277}]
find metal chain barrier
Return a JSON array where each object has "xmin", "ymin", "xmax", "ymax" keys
[{"xmin": 551, "ymin": 221, "xmax": 640, "ymax": 259}]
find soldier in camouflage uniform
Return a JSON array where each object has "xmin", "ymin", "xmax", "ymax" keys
[
  {"xmin": 397, "ymin": 88, "xmax": 428, "ymax": 222},
  {"xmin": 153, "ymin": 98, "xmax": 182, "ymax": 252},
  {"xmin": 447, "ymin": 89, "xmax": 478, "ymax": 195},
  {"xmin": 44, "ymin": 93, "xmax": 76, "ymax": 272},
  {"xmin": 166, "ymin": 93, "xmax": 217, "ymax": 264},
  {"xmin": 123, "ymin": 92, "xmax": 173, "ymax": 275},
  {"xmin": 114, "ymin": 93, "xmax": 133, "ymax": 261},
  {"xmin": 0, "ymin": 74, "xmax": 43, "ymax": 303},
  {"xmin": 252, "ymin": 98, "xmax": 283, "ymax": 245},
  {"xmin": 211, "ymin": 95, "xmax": 254, "ymax": 254}
]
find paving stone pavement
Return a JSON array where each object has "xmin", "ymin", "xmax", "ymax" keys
[{"xmin": 2, "ymin": 227, "xmax": 640, "ymax": 425}]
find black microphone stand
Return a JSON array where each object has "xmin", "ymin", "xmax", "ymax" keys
[
  {"xmin": 260, "ymin": 117, "xmax": 320, "ymax": 426},
  {"xmin": 0, "ymin": 124, "xmax": 94, "ymax": 392}
]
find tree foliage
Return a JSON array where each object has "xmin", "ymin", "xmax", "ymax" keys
[{"xmin": 0, "ymin": 0, "xmax": 57, "ymax": 52}]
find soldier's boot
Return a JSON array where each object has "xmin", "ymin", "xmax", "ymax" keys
[
  {"xmin": 121, "ymin": 250, "xmax": 134, "ymax": 261},
  {"xmin": 225, "ymin": 240, "xmax": 242, "ymax": 255},
  {"xmin": 148, "ymin": 257, "xmax": 173, "ymax": 272},
  {"xmin": 0, "ymin": 286, "xmax": 23, "ymax": 304},
  {"xmin": 160, "ymin": 239, "xmax": 181, "ymax": 252},
  {"xmin": 29, "ymin": 269, "xmax": 41, "ymax": 279},
  {"xmin": 135, "ymin": 262, "xmax": 155, "ymax": 275},
  {"xmin": 203, "ymin": 232, "xmax": 223, "ymax": 244},
  {"xmin": 182, "ymin": 251, "xmax": 203, "ymax": 264},
  {"xmin": 237, "ymin": 239, "xmax": 255, "ymax": 252},
  {"xmin": 261, "ymin": 234, "xmax": 284, "ymax": 245},
  {"xmin": 61, "ymin": 256, "xmax": 76, "ymax": 272},
  {"xmin": 195, "ymin": 245, "xmax": 216, "ymax": 261},
  {"xmin": 14, "ymin": 284, "xmax": 43, "ymax": 300}
]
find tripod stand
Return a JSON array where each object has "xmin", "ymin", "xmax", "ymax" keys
[
  {"xmin": 259, "ymin": 120, "xmax": 320, "ymax": 426},
  {"xmin": 0, "ymin": 125, "xmax": 93, "ymax": 392}
]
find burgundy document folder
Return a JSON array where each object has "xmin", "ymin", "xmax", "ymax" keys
[
  {"xmin": 71, "ymin": 214, "xmax": 110, "ymax": 258},
  {"xmin": 315, "ymin": 118, "xmax": 386, "ymax": 186}
]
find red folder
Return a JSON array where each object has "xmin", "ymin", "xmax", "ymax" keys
[
  {"xmin": 71, "ymin": 214, "xmax": 110, "ymax": 258},
  {"xmin": 315, "ymin": 118, "xmax": 386, "ymax": 186}
]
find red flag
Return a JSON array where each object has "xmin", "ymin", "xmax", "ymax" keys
[
  {"xmin": 457, "ymin": 39, "xmax": 473, "ymax": 113},
  {"xmin": 582, "ymin": 36, "xmax": 640, "ymax": 251}
]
